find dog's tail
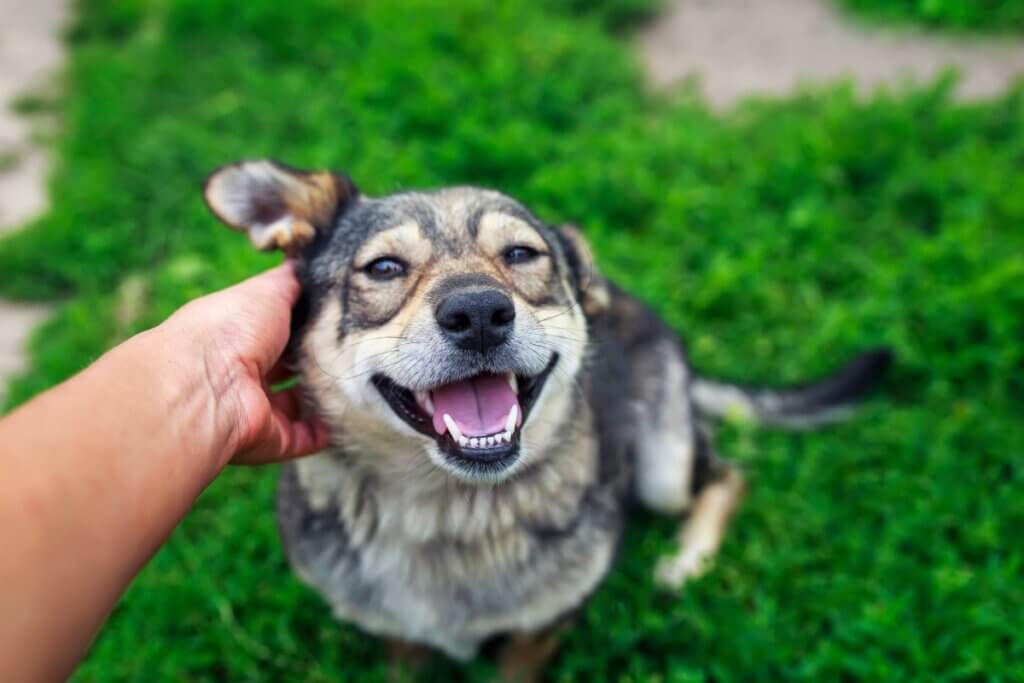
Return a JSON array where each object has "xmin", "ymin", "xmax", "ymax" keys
[{"xmin": 690, "ymin": 347, "xmax": 892, "ymax": 428}]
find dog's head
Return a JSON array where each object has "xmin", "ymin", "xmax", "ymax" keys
[{"xmin": 205, "ymin": 161, "xmax": 607, "ymax": 483}]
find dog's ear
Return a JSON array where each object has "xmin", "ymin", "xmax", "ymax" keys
[
  {"xmin": 555, "ymin": 224, "xmax": 609, "ymax": 316},
  {"xmin": 203, "ymin": 160, "xmax": 358, "ymax": 255}
]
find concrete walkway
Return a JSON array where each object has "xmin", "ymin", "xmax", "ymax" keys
[
  {"xmin": 638, "ymin": 0, "xmax": 1024, "ymax": 106},
  {"xmin": 0, "ymin": 0, "xmax": 66, "ymax": 403}
]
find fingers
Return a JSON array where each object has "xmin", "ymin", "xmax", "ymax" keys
[
  {"xmin": 231, "ymin": 412, "xmax": 329, "ymax": 466},
  {"xmin": 231, "ymin": 384, "xmax": 330, "ymax": 466},
  {"xmin": 268, "ymin": 383, "xmax": 302, "ymax": 419},
  {"xmin": 275, "ymin": 410, "xmax": 330, "ymax": 460},
  {"xmin": 238, "ymin": 260, "xmax": 301, "ymax": 309},
  {"xmin": 274, "ymin": 412, "xmax": 331, "ymax": 461},
  {"xmin": 229, "ymin": 261, "xmax": 302, "ymax": 378},
  {"xmin": 266, "ymin": 358, "xmax": 298, "ymax": 388}
]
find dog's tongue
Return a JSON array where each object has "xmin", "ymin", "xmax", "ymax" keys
[{"xmin": 431, "ymin": 374, "xmax": 518, "ymax": 437}]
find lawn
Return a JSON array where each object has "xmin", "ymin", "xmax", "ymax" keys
[
  {"xmin": 4, "ymin": 0, "xmax": 1024, "ymax": 680},
  {"xmin": 839, "ymin": 0, "xmax": 1024, "ymax": 33}
]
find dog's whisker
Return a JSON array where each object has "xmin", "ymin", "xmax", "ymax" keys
[{"xmin": 535, "ymin": 299, "xmax": 583, "ymax": 324}]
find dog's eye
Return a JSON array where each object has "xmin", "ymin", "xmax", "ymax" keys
[
  {"xmin": 503, "ymin": 245, "xmax": 541, "ymax": 266},
  {"xmin": 363, "ymin": 257, "xmax": 408, "ymax": 281}
]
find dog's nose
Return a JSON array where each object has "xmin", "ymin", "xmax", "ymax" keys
[{"xmin": 435, "ymin": 290, "xmax": 515, "ymax": 353}]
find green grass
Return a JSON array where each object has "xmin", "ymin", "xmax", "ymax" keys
[
  {"xmin": 838, "ymin": 0, "xmax": 1024, "ymax": 32},
  {"xmin": 4, "ymin": 0, "xmax": 1024, "ymax": 680}
]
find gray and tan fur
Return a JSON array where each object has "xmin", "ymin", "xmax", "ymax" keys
[{"xmin": 204, "ymin": 160, "xmax": 891, "ymax": 680}]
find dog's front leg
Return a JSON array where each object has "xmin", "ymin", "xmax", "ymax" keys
[
  {"xmin": 654, "ymin": 463, "xmax": 745, "ymax": 590},
  {"xmin": 386, "ymin": 638, "xmax": 433, "ymax": 682},
  {"xmin": 495, "ymin": 614, "xmax": 575, "ymax": 683}
]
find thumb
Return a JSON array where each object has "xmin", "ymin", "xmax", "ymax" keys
[{"xmin": 217, "ymin": 261, "xmax": 302, "ymax": 377}]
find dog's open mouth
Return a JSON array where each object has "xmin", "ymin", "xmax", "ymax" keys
[{"xmin": 372, "ymin": 354, "xmax": 559, "ymax": 472}]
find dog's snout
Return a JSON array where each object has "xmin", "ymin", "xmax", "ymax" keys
[{"xmin": 436, "ymin": 290, "xmax": 515, "ymax": 353}]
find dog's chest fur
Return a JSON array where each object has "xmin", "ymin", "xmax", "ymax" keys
[{"xmin": 276, "ymin": 413, "xmax": 628, "ymax": 660}]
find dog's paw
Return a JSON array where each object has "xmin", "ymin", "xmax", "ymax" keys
[{"xmin": 653, "ymin": 551, "xmax": 713, "ymax": 591}]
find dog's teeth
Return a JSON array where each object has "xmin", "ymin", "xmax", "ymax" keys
[
  {"xmin": 458, "ymin": 435, "xmax": 469, "ymax": 448},
  {"xmin": 416, "ymin": 391, "xmax": 435, "ymax": 416},
  {"xmin": 470, "ymin": 437, "xmax": 480, "ymax": 448},
  {"xmin": 507, "ymin": 373, "xmax": 518, "ymax": 393},
  {"xmin": 505, "ymin": 405, "xmax": 519, "ymax": 434},
  {"xmin": 443, "ymin": 414, "xmax": 463, "ymax": 443},
  {"xmin": 486, "ymin": 436, "xmax": 496, "ymax": 447}
]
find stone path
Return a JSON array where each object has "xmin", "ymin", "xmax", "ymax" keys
[
  {"xmin": 0, "ymin": 0, "xmax": 66, "ymax": 403},
  {"xmin": 638, "ymin": 0, "xmax": 1024, "ymax": 106}
]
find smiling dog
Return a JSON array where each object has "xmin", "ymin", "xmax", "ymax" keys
[{"xmin": 204, "ymin": 161, "xmax": 890, "ymax": 680}]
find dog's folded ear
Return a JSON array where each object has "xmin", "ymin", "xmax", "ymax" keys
[
  {"xmin": 556, "ymin": 224, "xmax": 610, "ymax": 316},
  {"xmin": 203, "ymin": 160, "xmax": 358, "ymax": 255}
]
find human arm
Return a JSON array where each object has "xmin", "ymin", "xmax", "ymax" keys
[{"xmin": 0, "ymin": 262, "xmax": 328, "ymax": 681}]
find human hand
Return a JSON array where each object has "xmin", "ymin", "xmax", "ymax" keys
[
  {"xmin": 156, "ymin": 261, "xmax": 330, "ymax": 466},
  {"xmin": 0, "ymin": 261, "xmax": 331, "ymax": 682}
]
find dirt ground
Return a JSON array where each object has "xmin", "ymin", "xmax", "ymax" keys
[
  {"xmin": 0, "ymin": 0, "xmax": 66, "ymax": 402},
  {"xmin": 638, "ymin": 0, "xmax": 1024, "ymax": 106}
]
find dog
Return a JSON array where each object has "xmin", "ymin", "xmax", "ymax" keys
[{"xmin": 203, "ymin": 160, "xmax": 890, "ymax": 681}]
